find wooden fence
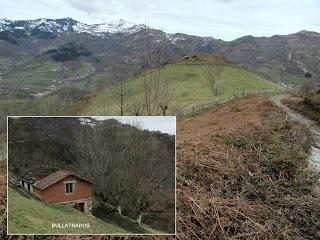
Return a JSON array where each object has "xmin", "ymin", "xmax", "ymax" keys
[{"xmin": 175, "ymin": 89, "xmax": 293, "ymax": 117}]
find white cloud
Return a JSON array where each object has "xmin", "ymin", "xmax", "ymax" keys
[{"xmin": 0, "ymin": 0, "xmax": 319, "ymax": 40}]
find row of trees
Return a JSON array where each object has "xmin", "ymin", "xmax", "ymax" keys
[
  {"xmin": 74, "ymin": 119, "xmax": 175, "ymax": 224},
  {"xmin": 111, "ymin": 27, "xmax": 174, "ymax": 116},
  {"xmin": 8, "ymin": 117, "xmax": 175, "ymax": 227}
]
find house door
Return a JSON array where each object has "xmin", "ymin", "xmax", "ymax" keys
[{"xmin": 74, "ymin": 202, "xmax": 85, "ymax": 212}]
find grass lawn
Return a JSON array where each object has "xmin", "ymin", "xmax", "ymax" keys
[
  {"xmin": 81, "ymin": 64, "xmax": 282, "ymax": 115},
  {"xmin": 8, "ymin": 187, "xmax": 161, "ymax": 234}
]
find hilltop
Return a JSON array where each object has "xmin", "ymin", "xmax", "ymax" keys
[
  {"xmin": 76, "ymin": 59, "xmax": 281, "ymax": 115},
  {"xmin": 0, "ymin": 17, "xmax": 319, "ymax": 109},
  {"xmin": 0, "ymin": 17, "xmax": 319, "ymax": 99}
]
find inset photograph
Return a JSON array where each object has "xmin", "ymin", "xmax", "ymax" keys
[{"xmin": 7, "ymin": 116, "xmax": 176, "ymax": 235}]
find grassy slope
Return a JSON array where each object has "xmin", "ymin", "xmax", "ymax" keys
[
  {"xmin": 257, "ymin": 63, "xmax": 302, "ymax": 85},
  {"xmin": 81, "ymin": 64, "xmax": 282, "ymax": 115},
  {"xmin": 5, "ymin": 60, "xmax": 96, "ymax": 90},
  {"xmin": 8, "ymin": 187, "xmax": 160, "ymax": 234}
]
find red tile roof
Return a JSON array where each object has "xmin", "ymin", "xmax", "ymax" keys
[{"xmin": 34, "ymin": 170, "xmax": 72, "ymax": 190}]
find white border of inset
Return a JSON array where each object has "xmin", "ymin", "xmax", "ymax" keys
[{"xmin": 7, "ymin": 115, "xmax": 177, "ymax": 236}]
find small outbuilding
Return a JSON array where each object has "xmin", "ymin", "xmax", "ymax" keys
[{"xmin": 20, "ymin": 166, "xmax": 92, "ymax": 213}]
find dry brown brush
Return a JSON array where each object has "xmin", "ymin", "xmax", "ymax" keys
[{"xmin": 177, "ymin": 100, "xmax": 320, "ymax": 239}]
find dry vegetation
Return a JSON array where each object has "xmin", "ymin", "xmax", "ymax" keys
[
  {"xmin": 283, "ymin": 93, "xmax": 320, "ymax": 125},
  {"xmin": 1, "ymin": 94, "xmax": 320, "ymax": 239},
  {"xmin": 177, "ymin": 94, "xmax": 320, "ymax": 239}
]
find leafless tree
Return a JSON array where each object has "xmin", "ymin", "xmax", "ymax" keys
[
  {"xmin": 208, "ymin": 65, "xmax": 224, "ymax": 102},
  {"xmin": 127, "ymin": 26, "xmax": 173, "ymax": 116},
  {"xmin": 159, "ymin": 79, "xmax": 174, "ymax": 116},
  {"xmin": 127, "ymin": 96, "xmax": 144, "ymax": 116},
  {"xmin": 103, "ymin": 94, "xmax": 111, "ymax": 115},
  {"xmin": 10, "ymin": 117, "xmax": 175, "ymax": 228},
  {"xmin": 113, "ymin": 68, "xmax": 129, "ymax": 116}
]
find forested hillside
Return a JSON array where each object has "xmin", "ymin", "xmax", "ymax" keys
[{"xmin": 8, "ymin": 117, "xmax": 175, "ymax": 232}]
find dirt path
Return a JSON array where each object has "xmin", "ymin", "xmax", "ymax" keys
[{"xmin": 270, "ymin": 94, "xmax": 320, "ymax": 169}]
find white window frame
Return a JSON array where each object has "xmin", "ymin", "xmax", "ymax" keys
[{"xmin": 64, "ymin": 180, "xmax": 76, "ymax": 195}]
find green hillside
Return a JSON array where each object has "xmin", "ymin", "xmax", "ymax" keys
[
  {"xmin": 7, "ymin": 61, "xmax": 95, "ymax": 86},
  {"xmin": 8, "ymin": 187, "xmax": 161, "ymax": 234},
  {"xmin": 81, "ymin": 63, "xmax": 283, "ymax": 115}
]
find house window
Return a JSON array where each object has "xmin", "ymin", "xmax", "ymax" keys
[{"xmin": 65, "ymin": 183, "xmax": 74, "ymax": 194}]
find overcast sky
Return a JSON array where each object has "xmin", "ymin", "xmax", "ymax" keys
[
  {"xmin": 95, "ymin": 116, "xmax": 176, "ymax": 135},
  {"xmin": 1, "ymin": 0, "xmax": 319, "ymax": 40}
]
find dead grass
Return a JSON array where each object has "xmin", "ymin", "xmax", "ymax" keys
[
  {"xmin": 177, "ymin": 94, "xmax": 320, "ymax": 239},
  {"xmin": 0, "ymin": 174, "xmax": 6, "ymax": 239}
]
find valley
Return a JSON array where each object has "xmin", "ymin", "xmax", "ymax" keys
[
  {"xmin": 0, "ymin": 14, "xmax": 319, "ymax": 240},
  {"xmin": 0, "ymin": 18, "xmax": 319, "ymax": 114}
]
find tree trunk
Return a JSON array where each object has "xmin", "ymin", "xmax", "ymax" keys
[
  {"xmin": 117, "ymin": 205, "xmax": 122, "ymax": 215},
  {"xmin": 136, "ymin": 212, "xmax": 143, "ymax": 225}
]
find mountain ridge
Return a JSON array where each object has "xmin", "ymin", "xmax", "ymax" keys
[
  {"xmin": 2, "ymin": 17, "xmax": 319, "ymax": 42},
  {"xmin": 0, "ymin": 17, "xmax": 319, "ymax": 100}
]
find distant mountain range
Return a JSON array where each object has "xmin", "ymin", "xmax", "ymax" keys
[
  {"xmin": 0, "ymin": 17, "xmax": 319, "ymax": 97},
  {"xmin": 0, "ymin": 18, "xmax": 146, "ymax": 37}
]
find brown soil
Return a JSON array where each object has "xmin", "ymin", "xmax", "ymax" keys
[{"xmin": 177, "ymin": 94, "xmax": 267, "ymax": 138}]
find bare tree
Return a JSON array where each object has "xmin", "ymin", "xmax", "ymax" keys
[
  {"xmin": 10, "ymin": 87, "xmax": 15, "ymax": 116},
  {"xmin": 127, "ymin": 96, "xmax": 144, "ymax": 116},
  {"xmin": 72, "ymin": 117, "xmax": 175, "ymax": 222},
  {"xmin": 127, "ymin": 26, "xmax": 173, "ymax": 116},
  {"xmin": 113, "ymin": 68, "xmax": 129, "ymax": 116},
  {"xmin": 208, "ymin": 65, "xmax": 224, "ymax": 102},
  {"xmin": 159, "ymin": 79, "xmax": 174, "ymax": 116},
  {"xmin": 103, "ymin": 94, "xmax": 110, "ymax": 115}
]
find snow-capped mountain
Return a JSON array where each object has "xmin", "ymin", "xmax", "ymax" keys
[
  {"xmin": 0, "ymin": 17, "xmax": 319, "ymax": 88},
  {"xmin": 0, "ymin": 17, "xmax": 146, "ymax": 37},
  {"xmin": 73, "ymin": 19, "xmax": 146, "ymax": 36}
]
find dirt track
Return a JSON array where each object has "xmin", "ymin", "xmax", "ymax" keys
[
  {"xmin": 270, "ymin": 94, "xmax": 320, "ymax": 169},
  {"xmin": 270, "ymin": 94, "xmax": 320, "ymax": 136}
]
